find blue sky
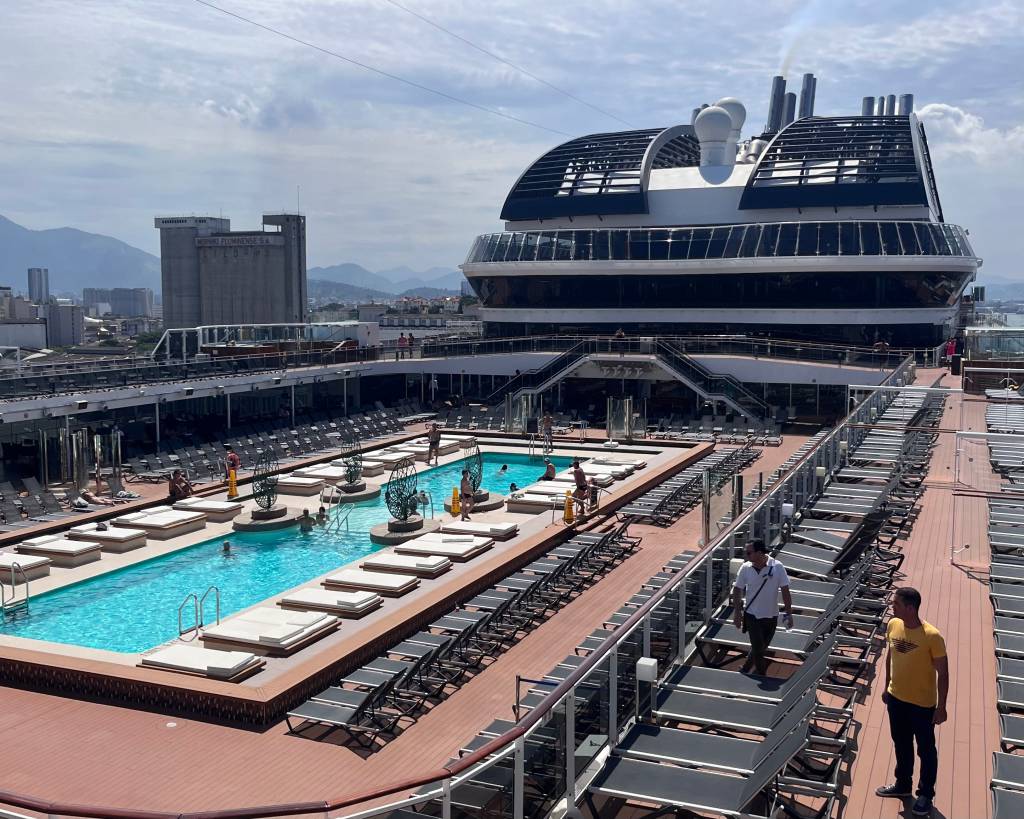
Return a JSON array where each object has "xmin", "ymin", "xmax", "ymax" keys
[{"xmin": 0, "ymin": 0, "xmax": 1021, "ymax": 278}]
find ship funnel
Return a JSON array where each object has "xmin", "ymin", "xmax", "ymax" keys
[
  {"xmin": 861, "ymin": 96, "xmax": 874, "ymax": 116},
  {"xmin": 897, "ymin": 93, "xmax": 914, "ymax": 115},
  {"xmin": 885, "ymin": 94, "xmax": 896, "ymax": 115},
  {"xmin": 876, "ymin": 96, "xmax": 885, "ymax": 115},
  {"xmin": 798, "ymin": 73, "xmax": 816, "ymax": 118},
  {"xmin": 766, "ymin": 75, "xmax": 786, "ymax": 132},
  {"xmin": 694, "ymin": 105, "xmax": 733, "ymax": 166},
  {"xmin": 783, "ymin": 92, "xmax": 796, "ymax": 126}
]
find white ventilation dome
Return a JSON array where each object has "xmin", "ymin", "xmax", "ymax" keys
[
  {"xmin": 714, "ymin": 97, "xmax": 746, "ymax": 142},
  {"xmin": 694, "ymin": 106, "xmax": 733, "ymax": 167}
]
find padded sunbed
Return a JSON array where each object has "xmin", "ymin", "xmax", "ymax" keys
[
  {"xmin": 67, "ymin": 522, "xmax": 147, "ymax": 552},
  {"xmin": 16, "ymin": 535, "xmax": 102, "ymax": 568},
  {"xmin": 113, "ymin": 507, "xmax": 208, "ymax": 539},
  {"xmin": 0, "ymin": 552, "xmax": 51, "ymax": 582},
  {"xmin": 330, "ymin": 459, "xmax": 384, "ymax": 477},
  {"xmin": 554, "ymin": 470, "xmax": 616, "ymax": 487},
  {"xmin": 201, "ymin": 607, "xmax": 339, "ymax": 656},
  {"xmin": 440, "ymin": 520, "xmax": 519, "ymax": 539},
  {"xmin": 278, "ymin": 588, "xmax": 383, "ymax": 618},
  {"xmin": 374, "ymin": 450, "xmax": 418, "ymax": 467},
  {"xmin": 506, "ymin": 493, "xmax": 566, "ymax": 514},
  {"xmin": 139, "ymin": 644, "xmax": 265, "ymax": 682},
  {"xmin": 172, "ymin": 497, "xmax": 244, "ymax": 522},
  {"xmin": 276, "ymin": 476, "xmax": 326, "ymax": 496},
  {"xmin": 361, "ymin": 552, "xmax": 452, "ymax": 577},
  {"xmin": 322, "ymin": 568, "xmax": 420, "ymax": 597},
  {"xmin": 395, "ymin": 537, "xmax": 492, "ymax": 562},
  {"xmin": 591, "ymin": 455, "xmax": 647, "ymax": 469},
  {"xmin": 292, "ymin": 465, "xmax": 351, "ymax": 484}
]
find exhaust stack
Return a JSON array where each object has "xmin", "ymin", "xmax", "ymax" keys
[
  {"xmin": 885, "ymin": 94, "xmax": 896, "ymax": 115},
  {"xmin": 861, "ymin": 96, "xmax": 874, "ymax": 116},
  {"xmin": 783, "ymin": 92, "xmax": 797, "ymax": 126},
  {"xmin": 766, "ymin": 75, "xmax": 786, "ymax": 132},
  {"xmin": 897, "ymin": 93, "xmax": 914, "ymax": 115},
  {"xmin": 798, "ymin": 73, "xmax": 816, "ymax": 118}
]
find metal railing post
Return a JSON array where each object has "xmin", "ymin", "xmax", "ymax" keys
[
  {"xmin": 513, "ymin": 736, "xmax": 525, "ymax": 819},
  {"xmin": 642, "ymin": 613, "xmax": 651, "ymax": 657},
  {"xmin": 441, "ymin": 777, "xmax": 451, "ymax": 819},
  {"xmin": 608, "ymin": 648, "xmax": 618, "ymax": 741},
  {"xmin": 565, "ymin": 689, "xmax": 576, "ymax": 805}
]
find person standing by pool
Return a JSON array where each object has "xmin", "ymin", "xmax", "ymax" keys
[
  {"xmin": 460, "ymin": 469, "xmax": 473, "ymax": 521},
  {"xmin": 542, "ymin": 413, "xmax": 554, "ymax": 452},
  {"xmin": 225, "ymin": 446, "xmax": 241, "ymax": 479},
  {"xmin": 572, "ymin": 459, "xmax": 588, "ymax": 517},
  {"xmin": 427, "ymin": 422, "xmax": 441, "ymax": 465},
  {"xmin": 299, "ymin": 509, "xmax": 315, "ymax": 533}
]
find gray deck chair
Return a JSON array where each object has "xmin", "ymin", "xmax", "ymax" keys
[
  {"xmin": 1000, "ymin": 713, "xmax": 1024, "ymax": 751},
  {"xmin": 992, "ymin": 751, "xmax": 1024, "ymax": 790},
  {"xmin": 587, "ymin": 715, "xmax": 812, "ymax": 819},
  {"xmin": 997, "ymin": 679, "xmax": 1024, "ymax": 712},
  {"xmin": 993, "ymin": 786, "xmax": 1024, "ymax": 819}
]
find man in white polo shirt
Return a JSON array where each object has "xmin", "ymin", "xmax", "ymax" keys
[{"xmin": 731, "ymin": 539, "xmax": 794, "ymax": 675}]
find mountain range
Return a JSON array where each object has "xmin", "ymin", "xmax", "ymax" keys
[{"xmin": 0, "ymin": 214, "xmax": 466, "ymax": 298}]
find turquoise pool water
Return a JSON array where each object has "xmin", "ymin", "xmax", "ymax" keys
[{"xmin": 0, "ymin": 452, "xmax": 570, "ymax": 653}]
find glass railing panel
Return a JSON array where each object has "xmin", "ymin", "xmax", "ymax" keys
[
  {"xmin": 819, "ymin": 222, "xmax": 839, "ymax": 255},
  {"xmin": 860, "ymin": 221, "xmax": 882, "ymax": 255},
  {"xmin": 554, "ymin": 233, "xmax": 573, "ymax": 261},
  {"xmin": 449, "ymin": 750, "xmax": 515, "ymax": 819},
  {"xmin": 573, "ymin": 656, "xmax": 611, "ymax": 775},
  {"xmin": 757, "ymin": 223, "xmax": 780, "ymax": 256},
  {"xmin": 650, "ymin": 229, "xmax": 670, "ymax": 260},
  {"xmin": 669, "ymin": 228, "xmax": 692, "ymax": 259},
  {"xmin": 614, "ymin": 625, "xmax": 642, "ymax": 728},
  {"xmin": 738, "ymin": 224, "xmax": 760, "ymax": 257},
  {"xmin": 796, "ymin": 221, "xmax": 818, "ymax": 255},
  {"xmin": 592, "ymin": 230, "xmax": 611, "ymax": 260},
  {"xmin": 706, "ymin": 226, "xmax": 730, "ymax": 258},
  {"xmin": 536, "ymin": 232, "xmax": 556, "ymax": 261},
  {"xmin": 610, "ymin": 230, "xmax": 629, "ymax": 259},
  {"xmin": 689, "ymin": 228, "xmax": 712, "ymax": 259},
  {"xmin": 879, "ymin": 221, "xmax": 902, "ymax": 255},
  {"xmin": 628, "ymin": 229, "xmax": 649, "ymax": 261},
  {"xmin": 572, "ymin": 230, "xmax": 593, "ymax": 261},
  {"xmin": 523, "ymin": 715, "xmax": 565, "ymax": 819},
  {"xmin": 897, "ymin": 222, "xmax": 921, "ymax": 255},
  {"xmin": 650, "ymin": 592, "xmax": 680, "ymax": 665},
  {"xmin": 723, "ymin": 225, "xmax": 745, "ymax": 258}
]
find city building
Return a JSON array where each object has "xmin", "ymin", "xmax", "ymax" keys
[
  {"xmin": 45, "ymin": 302, "xmax": 85, "ymax": 347},
  {"xmin": 83, "ymin": 287, "xmax": 155, "ymax": 317},
  {"xmin": 155, "ymin": 213, "xmax": 307, "ymax": 329},
  {"xmin": 27, "ymin": 267, "xmax": 49, "ymax": 303}
]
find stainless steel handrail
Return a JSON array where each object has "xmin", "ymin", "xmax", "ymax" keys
[{"xmin": 177, "ymin": 592, "xmax": 199, "ymax": 640}]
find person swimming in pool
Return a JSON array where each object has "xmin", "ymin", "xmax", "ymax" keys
[
  {"xmin": 222, "ymin": 540, "xmax": 233, "ymax": 557},
  {"xmin": 497, "ymin": 464, "xmax": 508, "ymax": 477},
  {"xmin": 316, "ymin": 506, "xmax": 328, "ymax": 525},
  {"xmin": 299, "ymin": 509, "xmax": 315, "ymax": 533}
]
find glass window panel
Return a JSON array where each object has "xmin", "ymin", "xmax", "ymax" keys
[
  {"xmin": 756, "ymin": 224, "xmax": 780, "ymax": 256},
  {"xmin": 860, "ymin": 222, "xmax": 882, "ymax": 255},
  {"xmin": 739, "ymin": 225, "xmax": 761, "ymax": 257},
  {"xmin": 688, "ymin": 228, "xmax": 712, "ymax": 259},
  {"xmin": 467, "ymin": 236, "xmax": 483, "ymax": 263},
  {"xmin": 522, "ymin": 232, "xmax": 541, "ymax": 261},
  {"xmin": 609, "ymin": 230, "xmax": 629, "ymax": 260},
  {"xmin": 628, "ymin": 230, "xmax": 649, "ymax": 261},
  {"xmin": 942, "ymin": 225, "xmax": 963, "ymax": 256},
  {"xmin": 483, "ymin": 234, "xmax": 500, "ymax": 262},
  {"xmin": 914, "ymin": 223, "xmax": 936, "ymax": 255},
  {"xmin": 649, "ymin": 229, "xmax": 670, "ymax": 260},
  {"xmin": 723, "ymin": 227, "xmax": 745, "ymax": 258},
  {"xmin": 818, "ymin": 223, "xmax": 839, "ymax": 256},
  {"xmin": 776, "ymin": 223, "xmax": 799, "ymax": 256},
  {"xmin": 705, "ymin": 227, "xmax": 729, "ymax": 258},
  {"xmin": 554, "ymin": 232, "xmax": 573, "ymax": 260},
  {"xmin": 495, "ymin": 233, "xmax": 511, "ymax": 261},
  {"xmin": 897, "ymin": 222, "xmax": 921, "ymax": 254},
  {"xmin": 592, "ymin": 231, "xmax": 611, "ymax": 260},
  {"xmin": 536, "ymin": 231, "xmax": 556, "ymax": 261},
  {"xmin": 506, "ymin": 232, "xmax": 523, "ymax": 261},
  {"xmin": 796, "ymin": 222, "xmax": 819, "ymax": 255},
  {"xmin": 838, "ymin": 222, "xmax": 859, "ymax": 255},
  {"xmin": 879, "ymin": 222, "xmax": 902, "ymax": 255},
  {"xmin": 573, "ymin": 230, "xmax": 593, "ymax": 262},
  {"xmin": 929, "ymin": 224, "xmax": 951, "ymax": 255},
  {"xmin": 669, "ymin": 228, "xmax": 692, "ymax": 260}
]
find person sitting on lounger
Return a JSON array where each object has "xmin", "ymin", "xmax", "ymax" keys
[
  {"xmin": 540, "ymin": 458, "xmax": 556, "ymax": 480},
  {"xmin": 299, "ymin": 509, "xmax": 315, "ymax": 532},
  {"xmin": 81, "ymin": 488, "xmax": 116, "ymax": 506},
  {"xmin": 167, "ymin": 470, "xmax": 193, "ymax": 502}
]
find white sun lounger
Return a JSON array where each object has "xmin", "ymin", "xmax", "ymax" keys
[
  {"xmin": 16, "ymin": 535, "xmax": 102, "ymax": 568},
  {"xmin": 113, "ymin": 508, "xmax": 208, "ymax": 539},
  {"xmin": 439, "ymin": 519, "xmax": 519, "ymax": 539},
  {"xmin": 375, "ymin": 449, "xmax": 418, "ymax": 467},
  {"xmin": 394, "ymin": 538, "xmax": 492, "ymax": 561},
  {"xmin": 172, "ymin": 497, "xmax": 244, "ymax": 522},
  {"xmin": 0, "ymin": 551, "xmax": 52, "ymax": 582},
  {"xmin": 292, "ymin": 465, "xmax": 351, "ymax": 484},
  {"xmin": 505, "ymin": 493, "xmax": 567, "ymax": 514},
  {"xmin": 278, "ymin": 588, "xmax": 383, "ymax": 618},
  {"xmin": 592, "ymin": 455, "xmax": 647, "ymax": 469},
  {"xmin": 362, "ymin": 552, "xmax": 452, "ymax": 577},
  {"xmin": 323, "ymin": 568, "xmax": 420, "ymax": 596},
  {"xmin": 329, "ymin": 459, "xmax": 384, "ymax": 477},
  {"xmin": 201, "ymin": 607, "xmax": 339, "ymax": 656},
  {"xmin": 67, "ymin": 522, "xmax": 147, "ymax": 552},
  {"xmin": 277, "ymin": 475, "xmax": 326, "ymax": 496},
  {"xmin": 554, "ymin": 470, "xmax": 616, "ymax": 486},
  {"xmin": 139, "ymin": 644, "xmax": 265, "ymax": 682},
  {"xmin": 515, "ymin": 482, "xmax": 573, "ymax": 497}
]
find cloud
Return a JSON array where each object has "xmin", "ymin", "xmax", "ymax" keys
[{"xmin": 918, "ymin": 103, "xmax": 1024, "ymax": 164}]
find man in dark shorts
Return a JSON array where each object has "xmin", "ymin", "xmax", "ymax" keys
[
  {"xmin": 427, "ymin": 423, "xmax": 441, "ymax": 465},
  {"xmin": 225, "ymin": 446, "xmax": 241, "ymax": 478},
  {"xmin": 572, "ymin": 459, "xmax": 588, "ymax": 517},
  {"xmin": 459, "ymin": 469, "xmax": 473, "ymax": 521}
]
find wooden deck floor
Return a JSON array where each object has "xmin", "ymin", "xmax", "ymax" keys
[
  {"xmin": 0, "ymin": 437, "xmax": 805, "ymax": 814},
  {"xmin": 840, "ymin": 371, "xmax": 998, "ymax": 819}
]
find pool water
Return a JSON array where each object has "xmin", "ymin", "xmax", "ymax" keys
[{"xmin": 0, "ymin": 452, "xmax": 571, "ymax": 653}]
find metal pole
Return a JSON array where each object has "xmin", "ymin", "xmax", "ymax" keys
[
  {"xmin": 38, "ymin": 431, "xmax": 49, "ymax": 488},
  {"xmin": 155, "ymin": 399, "xmax": 160, "ymax": 444},
  {"xmin": 702, "ymin": 469, "xmax": 713, "ymax": 620},
  {"xmin": 513, "ymin": 737, "xmax": 525, "ymax": 819},
  {"xmin": 290, "ymin": 384, "xmax": 295, "ymax": 426},
  {"xmin": 564, "ymin": 690, "xmax": 576, "ymax": 805},
  {"xmin": 226, "ymin": 392, "xmax": 232, "ymax": 429},
  {"xmin": 343, "ymin": 376, "xmax": 348, "ymax": 416}
]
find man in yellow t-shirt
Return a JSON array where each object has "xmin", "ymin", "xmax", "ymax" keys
[{"xmin": 875, "ymin": 587, "xmax": 949, "ymax": 817}]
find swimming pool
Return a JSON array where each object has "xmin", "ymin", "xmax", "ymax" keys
[{"xmin": 0, "ymin": 452, "xmax": 571, "ymax": 653}]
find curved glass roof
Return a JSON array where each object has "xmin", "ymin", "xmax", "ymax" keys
[
  {"xmin": 739, "ymin": 115, "xmax": 933, "ymax": 211},
  {"xmin": 500, "ymin": 126, "xmax": 699, "ymax": 221}
]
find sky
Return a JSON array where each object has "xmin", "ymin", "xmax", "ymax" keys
[{"xmin": 0, "ymin": 0, "xmax": 1021, "ymax": 278}]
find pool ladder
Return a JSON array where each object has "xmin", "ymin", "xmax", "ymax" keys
[
  {"xmin": 1, "ymin": 562, "xmax": 30, "ymax": 618},
  {"xmin": 177, "ymin": 585, "xmax": 221, "ymax": 641}
]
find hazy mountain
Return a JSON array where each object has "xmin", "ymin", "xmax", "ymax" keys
[
  {"xmin": 978, "ymin": 276, "xmax": 1024, "ymax": 301},
  {"xmin": 308, "ymin": 262, "xmax": 465, "ymax": 295},
  {"xmin": 307, "ymin": 278, "xmax": 393, "ymax": 303},
  {"xmin": 305, "ymin": 262, "xmax": 396, "ymax": 293},
  {"xmin": 0, "ymin": 214, "xmax": 161, "ymax": 293}
]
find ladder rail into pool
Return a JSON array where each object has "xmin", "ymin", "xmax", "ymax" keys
[
  {"xmin": 1, "ymin": 562, "xmax": 30, "ymax": 617},
  {"xmin": 177, "ymin": 592, "xmax": 199, "ymax": 640},
  {"xmin": 199, "ymin": 585, "xmax": 221, "ymax": 627},
  {"xmin": 326, "ymin": 502, "xmax": 352, "ymax": 533}
]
